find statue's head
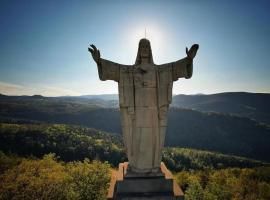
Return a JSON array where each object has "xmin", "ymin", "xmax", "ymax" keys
[{"xmin": 135, "ymin": 38, "xmax": 154, "ymax": 65}]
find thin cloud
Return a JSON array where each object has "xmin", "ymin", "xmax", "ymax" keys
[
  {"xmin": 0, "ymin": 81, "xmax": 81, "ymax": 96},
  {"xmin": 40, "ymin": 86, "xmax": 81, "ymax": 96},
  {"xmin": 0, "ymin": 81, "xmax": 30, "ymax": 95},
  {"xmin": 0, "ymin": 81, "xmax": 25, "ymax": 89}
]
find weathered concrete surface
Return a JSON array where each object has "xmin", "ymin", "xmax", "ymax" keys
[
  {"xmin": 89, "ymin": 40, "xmax": 198, "ymax": 173},
  {"xmin": 107, "ymin": 162, "xmax": 184, "ymax": 200},
  {"xmin": 89, "ymin": 39, "xmax": 198, "ymax": 199}
]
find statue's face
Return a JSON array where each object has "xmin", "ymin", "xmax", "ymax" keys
[{"xmin": 139, "ymin": 41, "xmax": 150, "ymax": 59}]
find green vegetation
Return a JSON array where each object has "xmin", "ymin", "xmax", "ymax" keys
[
  {"xmin": 172, "ymin": 92, "xmax": 270, "ymax": 124},
  {"xmin": 1, "ymin": 93, "xmax": 270, "ymax": 199},
  {"xmin": 0, "ymin": 153, "xmax": 110, "ymax": 200},
  {"xmin": 0, "ymin": 152, "xmax": 269, "ymax": 200},
  {"xmin": 162, "ymin": 148, "xmax": 266, "ymax": 171},
  {"xmin": 0, "ymin": 122, "xmax": 269, "ymax": 199},
  {"xmin": 175, "ymin": 167, "xmax": 270, "ymax": 200},
  {"xmin": 1, "ymin": 95, "xmax": 270, "ymax": 162},
  {"xmin": 0, "ymin": 95, "xmax": 121, "ymax": 133},
  {"xmin": 0, "ymin": 123, "xmax": 267, "ymax": 171},
  {"xmin": 167, "ymin": 108, "xmax": 270, "ymax": 162},
  {"xmin": 0, "ymin": 123, "xmax": 125, "ymax": 166}
]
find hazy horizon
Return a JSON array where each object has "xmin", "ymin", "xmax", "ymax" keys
[{"xmin": 1, "ymin": 91, "xmax": 269, "ymax": 98}]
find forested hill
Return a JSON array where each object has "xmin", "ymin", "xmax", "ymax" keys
[
  {"xmin": 62, "ymin": 92, "xmax": 270, "ymax": 124},
  {"xmin": 1, "ymin": 123, "xmax": 269, "ymax": 200},
  {"xmin": 2, "ymin": 92, "xmax": 269, "ymax": 124},
  {"xmin": 0, "ymin": 94, "xmax": 270, "ymax": 162},
  {"xmin": 167, "ymin": 108, "xmax": 270, "ymax": 162},
  {"xmin": 172, "ymin": 92, "xmax": 270, "ymax": 124},
  {"xmin": 0, "ymin": 123, "xmax": 268, "ymax": 171}
]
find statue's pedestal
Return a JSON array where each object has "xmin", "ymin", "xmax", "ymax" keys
[{"xmin": 107, "ymin": 162, "xmax": 184, "ymax": 200}]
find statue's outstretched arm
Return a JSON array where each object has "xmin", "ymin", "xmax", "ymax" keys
[
  {"xmin": 88, "ymin": 44, "xmax": 130, "ymax": 82},
  {"xmin": 88, "ymin": 44, "xmax": 101, "ymax": 65},
  {"xmin": 159, "ymin": 44, "xmax": 199, "ymax": 81}
]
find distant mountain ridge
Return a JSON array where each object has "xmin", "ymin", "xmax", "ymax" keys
[
  {"xmin": 56, "ymin": 92, "xmax": 270, "ymax": 124},
  {"xmin": 2, "ymin": 92, "xmax": 269, "ymax": 124},
  {"xmin": 172, "ymin": 92, "xmax": 270, "ymax": 124},
  {"xmin": 61, "ymin": 94, "xmax": 118, "ymax": 101}
]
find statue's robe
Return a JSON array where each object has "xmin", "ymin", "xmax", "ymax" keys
[{"xmin": 97, "ymin": 57, "xmax": 193, "ymax": 173}]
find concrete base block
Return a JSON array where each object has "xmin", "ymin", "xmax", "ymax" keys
[{"xmin": 107, "ymin": 162, "xmax": 184, "ymax": 200}]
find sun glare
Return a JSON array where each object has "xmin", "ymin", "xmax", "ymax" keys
[{"xmin": 124, "ymin": 23, "xmax": 166, "ymax": 64}]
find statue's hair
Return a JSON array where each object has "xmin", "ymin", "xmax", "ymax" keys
[{"xmin": 135, "ymin": 38, "xmax": 154, "ymax": 65}]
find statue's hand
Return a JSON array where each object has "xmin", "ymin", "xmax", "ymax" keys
[
  {"xmin": 88, "ymin": 44, "xmax": 101, "ymax": 64},
  {"xmin": 186, "ymin": 44, "xmax": 199, "ymax": 59}
]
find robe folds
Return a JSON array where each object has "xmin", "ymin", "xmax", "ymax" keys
[{"xmin": 97, "ymin": 57, "xmax": 193, "ymax": 173}]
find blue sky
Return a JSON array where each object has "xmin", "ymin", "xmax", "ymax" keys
[{"xmin": 0, "ymin": 0, "xmax": 269, "ymax": 96}]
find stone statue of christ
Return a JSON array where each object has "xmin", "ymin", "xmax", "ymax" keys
[{"xmin": 88, "ymin": 38, "xmax": 199, "ymax": 174}]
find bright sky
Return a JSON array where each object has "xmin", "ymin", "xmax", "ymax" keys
[{"xmin": 0, "ymin": 0, "xmax": 269, "ymax": 96}]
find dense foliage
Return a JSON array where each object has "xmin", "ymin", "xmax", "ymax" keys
[
  {"xmin": 0, "ymin": 95, "xmax": 121, "ymax": 133},
  {"xmin": 175, "ymin": 167, "xmax": 270, "ymax": 200},
  {"xmin": 0, "ymin": 152, "xmax": 269, "ymax": 200},
  {"xmin": 0, "ymin": 153, "xmax": 110, "ymax": 200},
  {"xmin": 0, "ymin": 123, "xmax": 267, "ymax": 171},
  {"xmin": 172, "ymin": 92, "xmax": 270, "ymax": 124},
  {"xmin": 0, "ymin": 122, "xmax": 269, "ymax": 199},
  {"xmin": 162, "ymin": 148, "xmax": 266, "ymax": 171},
  {"xmin": 1, "ymin": 93, "xmax": 270, "ymax": 199},
  {"xmin": 0, "ymin": 123, "xmax": 125, "ymax": 166},
  {"xmin": 167, "ymin": 108, "xmax": 270, "ymax": 162},
  {"xmin": 1, "ymin": 95, "xmax": 270, "ymax": 162}
]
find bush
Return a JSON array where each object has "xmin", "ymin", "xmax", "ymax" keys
[
  {"xmin": 0, "ymin": 154, "xmax": 110, "ymax": 200},
  {"xmin": 65, "ymin": 159, "xmax": 110, "ymax": 200},
  {"xmin": 175, "ymin": 168, "xmax": 270, "ymax": 200}
]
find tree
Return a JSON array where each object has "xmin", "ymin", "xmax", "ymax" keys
[
  {"xmin": 185, "ymin": 176, "xmax": 204, "ymax": 200},
  {"xmin": 66, "ymin": 159, "xmax": 110, "ymax": 200}
]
